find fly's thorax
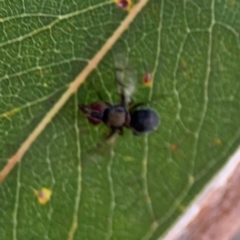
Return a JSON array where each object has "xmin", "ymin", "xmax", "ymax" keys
[{"xmin": 103, "ymin": 105, "xmax": 129, "ymax": 128}]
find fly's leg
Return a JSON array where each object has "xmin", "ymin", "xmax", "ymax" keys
[
  {"xmin": 115, "ymin": 67, "xmax": 126, "ymax": 106},
  {"xmin": 129, "ymin": 102, "xmax": 148, "ymax": 112},
  {"xmin": 90, "ymin": 80, "xmax": 112, "ymax": 106},
  {"xmin": 78, "ymin": 104, "xmax": 89, "ymax": 113},
  {"xmin": 118, "ymin": 127, "xmax": 124, "ymax": 136},
  {"xmin": 105, "ymin": 126, "xmax": 124, "ymax": 140},
  {"xmin": 105, "ymin": 127, "xmax": 118, "ymax": 140},
  {"xmin": 119, "ymin": 92, "xmax": 127, "ymax": 108},
  {"xmin": 96, "ymin": 91, "xmax": 112, "ymax": 107}
]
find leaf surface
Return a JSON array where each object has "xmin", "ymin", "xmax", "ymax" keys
[{"xmin": 0, "ymin": 0, "xmax": 240, "ymax": 239}]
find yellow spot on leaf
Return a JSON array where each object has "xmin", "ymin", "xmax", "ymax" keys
[
  {"xmin": 188, "ymin": 175, "xmax": 195, "ymax": 185},
  {"xmin": 43, "ymin": 83, "xmax": 48, "ymax": 88},
  {"xmin": 142, "ymin": 72, "xmax": 153, "ymax": 87},
  {"xmin": 170, "ymin": 144, "xmax": 178, "ymax": 152},
  {"xmin": 35, "ymin": 188, "xmax": 52, "ymax": 205},
  {"xmin": 181, "ymin": 59, "xmax": 188, "ymax": 70},
  {"xmin": 1, "ymin": 108, "xmax": 20, "ymax": 118},
  {"xmin": 178, "ymin": 204, "xmax": 186, "ymax": 212},
  {"xmin": 214, "ymin": 138, "xmax": 222, "ymax": 146},
  {"xmin": 124, "ymin": 156, "xmax": 133, "ymax": 162}
]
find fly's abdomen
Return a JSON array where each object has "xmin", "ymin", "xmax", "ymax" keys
[{"xmin": 130, "ymin": 109, "xmax": 160, "ymax": 134}]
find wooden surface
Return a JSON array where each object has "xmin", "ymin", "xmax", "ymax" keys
[{"xmin": 162, "ymin": 146, "xmax": 240, "ymax": 240}]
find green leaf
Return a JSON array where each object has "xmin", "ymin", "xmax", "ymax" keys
[{"xmin": 0, "ymin": 0, "xmax": 240, "ymax": 239}]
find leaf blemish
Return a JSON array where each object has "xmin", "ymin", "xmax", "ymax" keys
[
  {"xmin": 1, "ymin": 108, "xmax": 20, "ymax": 119},
  {"xmin": 170, "ymin": 144, "xmax": 178, "ymax": 152},
  {"xmin": 34, "ymin": 188, "xmax": 52, "ymax": 205},
  {"xmin": 124, "ymin": 156, "xmax": 134, "ymax": 161},
  {"xmin": 115, "ymin": 0, "xmax": 132, "ymax": 11},
  {"xmin": 142, "ymin": 72, "xmax": 153, "ymax": 87},
  {"xmin": 213, "ymin": 138, "xmax": 222, "ymax": 146}
]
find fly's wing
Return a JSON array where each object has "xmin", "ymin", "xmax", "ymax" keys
[{"xmin": 113, "ymin": 53, "xmax": 136, "ymax": 105}]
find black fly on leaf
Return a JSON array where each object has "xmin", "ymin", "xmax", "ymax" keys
[{"xmin": 79, "ymin": 53, "xmax": 160, "ymax": 139}]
